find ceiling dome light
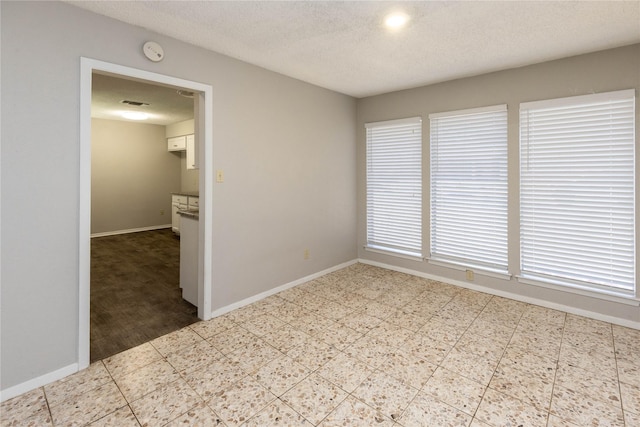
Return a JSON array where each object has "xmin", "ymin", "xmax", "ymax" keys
[
  {"xmin": 385, "ymin": 13, "xmax": 409, "ymax": 29},
  {"xmin": 121, "ymin": 111, "xmax": 149, "ymax": 121}
]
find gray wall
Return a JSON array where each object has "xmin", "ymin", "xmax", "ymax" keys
[
  {"xmin": 91, "ymin": 119, "xmax": 180, "ymax": 234},
  {"xmin": 1, "ymin": 1, "xmax": 356, "ymax": 391},
  {"xmin": 357, "ymin": 44, "xmax": 640, "ymax": 325}
]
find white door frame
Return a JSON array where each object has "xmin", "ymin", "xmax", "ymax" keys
[{"xmin": 79, "ymin": 58, "xmax": 213, "ymax": 369}]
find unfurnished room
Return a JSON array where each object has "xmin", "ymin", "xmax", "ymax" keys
[{"xmin": 1, "ymin": 1, "xmax": 639, "ymax": 426}]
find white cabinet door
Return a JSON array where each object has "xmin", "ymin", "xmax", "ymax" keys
[
  {"xmin": 186, "ymin": 134, "xmax": 197, "ymax": 169},
  {"xmin": 168, "ymin": 135, "xmax": 186, "ymax": 151}
]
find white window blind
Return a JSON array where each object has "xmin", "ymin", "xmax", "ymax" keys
[
  {"xmin": 520, "ymin": 89, "xmax": 636, "ymax": 296},
  {"xmin": 430, "ymin": 105, "xmax": 509, "ymax": 272},
  {"xmin": 366, "ymin": 117, "xmax": 422, "ymax": 258}
]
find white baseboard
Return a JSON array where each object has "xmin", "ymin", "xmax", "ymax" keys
[
  {"xmin": 0, "ymin": 363, "xmax": 78, "ymax": 403},
  {"xmin": 90, "ymin": 224, "xmax": 172, "ymax": 238},
  {"xmin": 359, "ymin": 258, "xmax": 640, "ymax": 331},
  {"xmin": 210, "ymin": 259, "xmax": 358, "ymax": 318}
]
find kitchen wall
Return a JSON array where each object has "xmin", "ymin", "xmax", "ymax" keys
[
  {"xmin": 91, "ymin": 118, "xmax": 180, "ymax": 235},
  {"xmin": 166, "ymin": 119, "xmax": 199, "ymax": 193},
  {"xmin": 356, "ymin": 44, "xmax": 640, "ymax": 326},
  {"xmin": 1, "ymin": 0, "xmax": 357, "ymax": 394}
]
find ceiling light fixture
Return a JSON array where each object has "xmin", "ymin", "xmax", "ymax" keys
[
  {"xmin": 384, "ymin": 12, "xmax": 409, "ymax": 29},
  {"xmin": 121, "ymin": 111, "xmax": 150, "ymax": 121}
]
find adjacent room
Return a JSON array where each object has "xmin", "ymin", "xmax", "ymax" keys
[{"xmin": 1, "ymin": 1, "xmax": 639, "ymax": 426}]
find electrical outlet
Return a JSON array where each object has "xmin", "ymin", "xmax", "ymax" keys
[
  {"xmin": 160, "ymin": 209, "xmax": 165, "ymax": 215},
  {"xmin": 216, "ymin": 170, "xmax": 224, "ymax": 183},
  {"xmin": 304, "ymin": 249, "xmax": 310, "ymax": 260},
  {"xmin": 465, "ymin": 269, "xmax": 474, "ymax": 281}
]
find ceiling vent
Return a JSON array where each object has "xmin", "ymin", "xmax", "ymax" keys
[
  {"xmin": 120, "ymin": 100, "xmax": 149, "ymax": 106},
  {"xmin": 177, "ymin": 90, "xmax": 195, "ymax": 98}
]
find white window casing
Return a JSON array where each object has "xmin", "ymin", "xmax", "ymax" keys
[
  {"xmin": 429, "ymin": 105, "xmax": 509, "ymax": 273},
  {"xmin": 519, "ymin": 89, "xmax": 636, "ymax": 298},
  {"xmin": 365, "ymin": 117, "xmax": 422, "ymax": 258}
]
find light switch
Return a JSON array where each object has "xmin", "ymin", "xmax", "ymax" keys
[{"xmin": 216, "ymin": 170, "xmax": 224, "ymax": 183}]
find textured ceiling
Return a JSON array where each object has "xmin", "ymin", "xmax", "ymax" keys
[{"xmin": 70, "ymin": 1, "xmax": 640, "ymax": 98}]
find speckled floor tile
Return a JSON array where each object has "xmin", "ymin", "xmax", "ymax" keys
[
  {"xmin": 244, "ymin": 399, "xmax": 313, "ymax": 426},
  {"xmin": 88, "ymin": 405, "xmax": 139, "ymax": 427},
  {"xmin": 314, "ymin": 300, "xmax": 354, "ymax": 321},
  {"xmin": 344, "ymin": 335, "xmax": 395, "ymax": 368},
  {"xmin": 564, "ymin": 314, "xmax": 612, "ymax": 338},
  {"xmin": 515, "ymin": 318, "xmax": 564, "ymax": 341},
  {"xmin": 163, "ymin": 401, "xmax": 225, "ymax": 426},
  {"xmin": 189, "ymin": 315, "xmax": 236, "ymax": 340},
  {"xmin": 469, "ymin": 418, "xmax": 493, "ymax": 427},
  {"xmin": 0, "ymin": 387, "xmax": 49, "ymax": 425},
  {"xmin": 165, "ymin": 339, "xmax": 224, "ymax": 372},
  {"xmin": 222, "ymin": 304, "xmax": 264, "ymax": 323},
  {"xmin": 617, "ymin": 356, "xmax": 640, "ymax": 388},
  {"xmin": 620, "ymin": 381, "xmax": 640, "ymax": 415},
  {"xmin": 400, "ymin": 392, "xmax": 472, "ymax": 426},
  {"xmin": 206, "ymin": 376, "xmax": 277, "ymax": 427},
  {"xmin": 130, "ymin": 378, "xmax": 202, "ymax": 426},
  {"xmin": 454, "ymin": 332, "xmax": 508, "ymax": 361},
  {"xmin": 261, "ymin": 324, "xmax": 311, "ymax": 353},
  {"xmin": 366, "ymin": 322, "xmax": 414, "ymax": 347},
  {"xmin": 419, "ymin": 318, "xmax": 466, "ymax": 346},
  {"xmin": 489, "ymin": 363, "xmax": 554, "ymax": 410},
  {"xmin": 3, "ymin": 409, "xmax": 54, "ymax": 426},
  {"xmin": 475, "ymin": 388, "xmax": 547, "ymax": 427},
  {"xmin": 150, "ymin": 327, "xmax": 204, "ymax": 357},
  {"xmin": 227, "ymin": 337, "xmax": 283, "ymax": 373},
  {"xmin": 554, "ymin": 362, "xmax": 620, "ymax": 406},
  {"xmin": 319, "ymin": 394, "xmax": 395, "ymax": 426},
  {"xmin": 466, "ymin": 318, "xmax": 516, "ymax": 343},
  {"xmin": 44, "ymin": 361, "xmax": 112, "ymax": 407},
  {"xmin": 338, "ymin": 310, "xmax": 382, "ymax": 334},
  {"xmin": 316, "ymin": 351, "xmax": 372, "ymax": 393},
  {"xmin": 50, "ymin": 380, "xmax": 127, "ymax": 426},
  {"xmin": 558, "ymin": 344, "xmax": 617, "ymax": 377},
  {"xmin": 385, "ymin": 308, "xmax": 430, "ymax": 332},
  {"xmin": 352, "ymin": 370, "xmax": 419, "ymax": 421},
  {"xmin": 269, "ymin": 301, "xmax": 308, "ymax": 323},
  {"xmin": 315, "ymin": 322, "xmax": 363, "ymax": 350},
  {"xmin": 545, "ymin": 414, "xmax": 580, "ymax": 426},
  {"xmin": 378, "ymin": 348, "xmax": 437, "ymax": 390},
  {"xmin": 500, "ymin": 345, "xmax": 557, "ymax": 379},
  {"xmin": 520, "ymin": 306, "xmax": 566, "ymax": 325},
  {"xmin": 287, "ymin": 311, "xmax": 335, "ymax": 336},
  {"xmin": 278, "ymin": 286, "xmax": 310, "ymax": 303},
  {"xmin": 624, "ymin": 410, "xmax": 640, "ymax": 426},
  {"xmin": 253, "ymin": 354, "xmax": 310, "ymax": 396},
  {"xmin": 113, "ymin": 359, "xmax": 180, "ymax": 402},
  {"xmin": 207, "ymin": 326, "xmax": 260, "ymax": 355},
  {"xmin": 286, "ymin": 336, "xmax": 340, "ymax": 371},
  {"xmin": 281, "ymin": 373, "xmax": 348, "ymax": 425},
  {"xmin": 181, "ymin": 357, "xmax": 247, "ymax": 400},
  {"xmin": 508, "ymin": 331, "xmax": 562, "ymax": 359},
  {"xmin": 400, "ymin": 332, "xmax": 453, "ymax": 365},
  {"xmin": 550, "ymin": 385, "xmax": 625, "ymax": 426},
  {"xmin": 441, "ymin": 346, "xmax": 499, "ymax": 385},
  {"xmin": 356, "ymin": 301, "xmax": 397, "ymax": 320},
  {"xmin": 103, "ymin": 342, "xmax": 163, "ymax": 378},
  {"xmin": 422, "ymin": 367, "xmax": 485, "ymax": 415},
  {"xmin": 240, "ymin": 314, "xmax": 287, "ymax": 337}
]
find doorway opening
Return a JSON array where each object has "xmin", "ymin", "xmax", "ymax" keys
[{"xmin": 79, "ymin": 58, "xmax": 213, "ymax": 370}]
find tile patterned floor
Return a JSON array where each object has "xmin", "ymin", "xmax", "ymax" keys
[{"xmin": 2, "ymin": 263, "xmax": 639, "ymax": 426}]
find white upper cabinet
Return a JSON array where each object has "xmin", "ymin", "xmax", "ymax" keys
[
  {"xmin": 167, "ymin": 135, "xmax": 186, "ymax": 151},
  {"xmin": 186, "ymin": 134, "xmax": 197, "ymax": 169}
]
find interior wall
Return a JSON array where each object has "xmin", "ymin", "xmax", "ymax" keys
[
  {"xmin": 356, "ymin": 44, "xmax": 640, "ymax": 326},
  {"xmin": 0, "ymin": 0, "xmax": 356, "ymax": 393},
  {"xmin": 91, "ymin": 118, "xmax": 180, "ymax": 234}
]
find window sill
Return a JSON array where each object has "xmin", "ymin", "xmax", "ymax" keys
[
  {"xmin": 517, "ymin": 274, "xmax": 639, "ymax": 307},
  {"xmin": 427, "ymin": 257, "xmax": 512, "ymax": 281},
  {"xmin": 364, "ymin": 246, "xmax": 424, "ymax": 262}
]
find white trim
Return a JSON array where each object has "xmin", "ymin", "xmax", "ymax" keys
[
  {"xmin": 517, "ymin": 275, "xmax": 639, "ymax": 307},
  {"xmin": 209, "ymin": 260, "xmax": 358, "ymax": 318},
  {"xmin": 520, "ymin": 88, "xmax": 635, "ymax": 110},
  {"xmin": 429, "ymin": 103, "xmax": 507, "ymax": 119},
  {"xmin": 0, "ymin": 363, "xmax": 78, "ymax": 403},
  {"xmin": 359, "ymin": 258, "xmax": 640, "ymax": 331},
  {"xmin": 79, "ymin": 57, "xmax": 214, "ymax": 370},
  {"xmin": 365, "ymin": 116, "xmax": 421, "ymax": 128},
  {"xmin": 364, "ymin": 246, "xmax": 423, "ymax": 262},
  {"xmin": 90, "ymin": 224, "xmax": 172, "ymax": 238},
  {"xmin": 427, "ymin": 258, "xmax": 512, "ymax": 281}
]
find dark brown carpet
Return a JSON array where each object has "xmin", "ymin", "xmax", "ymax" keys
[{"xmin": 90, "ymin": 228, "xmax": 198, "ymax": 362}]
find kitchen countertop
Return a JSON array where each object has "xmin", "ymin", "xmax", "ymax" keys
[
  {"xmin": 177, "ymin": 209, "xmax": 199, "ymax": 219},
  {"xmin": 172, "ymin": 191, "xmax": 199, "ymax": 197}
]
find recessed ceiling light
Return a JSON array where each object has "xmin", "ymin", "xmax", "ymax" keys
[
  {"xmin": 384, "ymin": 13, "xmax": 409, "ymax": 29},
  {"xmin": 121, "ymin": 111, "xmax": 149, "ymax": 120}
]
